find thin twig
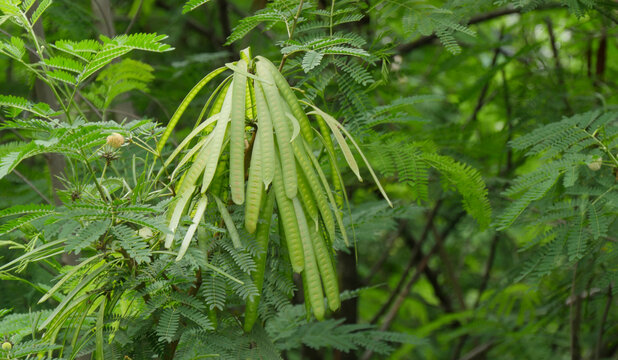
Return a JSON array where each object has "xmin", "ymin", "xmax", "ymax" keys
[
  {"xmin": 433, "ymin": 223, "xmax": 466, "ymax": 309},
  {"xmin": 363, "ymin": 220, "xmax": 405, "ymax": 285},
  {"xmin": 570, "ymin": 263, "xmax": 581, "ymax": 360},
  {"xmin": 369, "ymin": 201, "xmax": 442, "ymax": 324},
  {"xmin": 397, "ymin": 4, "xmax": 562, "ymax": 54},
  {"xmin": 362, "ymin": 210, "xmax": 464, "ymax": 360},
  {"xmin": 13, "ymin": 170, "xmax": 52, "ymax": 204},
  {"xmin": 544, "ymin": 17, "xmax": 572, "ymax": 114},
  {"xmin": 463, "ymin": 28, "xmax": 504, "ymax": 128},
  {"xmin": 474, "ymin": 234, "xmax": 499, "ymax": 308},
  {"xmin": 362, "ymin": 242, "xmax": 442, "ymax": 360},
  {"xmin": 124, "ymin": 0, "xmax": 143, "ymax": 34},
  {"xmin": 457, "ymin": 342, "xmax": 495, "ymax": 360},
  {"xmin": 278, "ymin": 0, "xmax": 305, "ymax": 71},
  {"xmin": 594, "ymin": 285, "xmax": 613, "ymax": 360}
]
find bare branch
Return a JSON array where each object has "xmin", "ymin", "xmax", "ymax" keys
[{"xmin": 397, "ymin": 4, "xmax": 562, "ymax": 55}]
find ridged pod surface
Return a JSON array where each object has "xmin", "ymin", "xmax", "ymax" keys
[
  {"xmin": 229, "ymin": 60, "xmax": 247, "ymax": 204},
  {"xmin": 257, "ymin": 56, "xmax": 314, "ymax": 145},
  {"xmin": 243, "ymin": 191, "xmax": 274, "ymax": 332},
  {"xmin": 256, "ymin": 60, "xmax": 297, "ymax": 199},
  {"xmin": 293, "ymin": 197, "xmax": 325, "ymax": 320},
  {"xmin": 244, "ymin": 136, "xmax": 264, "ymax": 233},
  {"xmin": 273, "ymin": 152, "xmax": 304, "ymax": 272},
  {"xmin": 253, "ymin": 83, "xmax": 274, "ymax": 188}
]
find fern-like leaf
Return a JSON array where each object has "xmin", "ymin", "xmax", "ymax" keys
[
  {"xmin": 182, "ymin": 0, "xmax": 212, "ymax": 14},
  {"xmin": 157, "ymin": 307, "xmax": 180, "ymax": 343}
]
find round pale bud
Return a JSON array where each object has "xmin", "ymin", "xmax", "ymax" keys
[
  {"xmin": 106, "ymin": 133, "xmax": 125, "ymax": 148},
  {"xmin": 138, "ymin": 227, "xmax": 153, "ymax": 239},
  {"xmin": 2, "ymin": 342, "xmax": 12, "ymax": 351},
  {"xmin": 587, "ymin": 156, "xmax": 602, "ymax": 171}
]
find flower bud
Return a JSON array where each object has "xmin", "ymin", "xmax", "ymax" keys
[
  {"xmin": 106, "ymin": 133, "xmax": 125, "ymax": 148},
  {"xmin": 587, "ymin": 156, "xmax": 602, "ymax": 171},
  {"xmin": 2, "ymin": 342, "xmax": 11, "ymax": 351}
]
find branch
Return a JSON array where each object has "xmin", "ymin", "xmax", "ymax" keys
[
  {"xmin": 279, "ymin": 0, "xmax": 305, "ymax": 71},
  {"xmin": 155, "ymin": 0, "xmax": 224, "ymax": 45},
  {"xmin": 397, "ymin": 4, "xmax": 563, "ymax": 55},
  {"xmin": 544, "ymin": 16, "xmax": 572, "ymax": 114},
  {"xmin": 570, "ymin": 263, "xmax": 581, "ymax": 360},
  {"xmin": 13, "ymin": 170, "xmax": 52, "ymax": 205},
  {"xmin": 217, "ymin": 0, "xmax": 233, "ymax": 56},
  {"xmin": 463, "ymin": 28, "xmax": 504, "ymax": 127},
  {"xmin": 362, "ymin": 220, "xmax": 405, "ymax": 285},
  {"xmin": 473, "ymin": 234, "xmax": 499, "ymax": 307},
  {"xmin": 433, "ymin": 223, "xmax": 465, "ymax": 309},
  {"xmin": 369, "ymin": 201, "xmax": 442, "ymax": 324},
  {"xmin": 594, "ymin": 285, "xmax": 612, "ymax": 360},
  {"xmin": 362, "ymin": 210, "xmax": 464, "ymax": 360},
  {"xmin": 457, "ymin": 342, "xmax": 495, "ymax": 360}
]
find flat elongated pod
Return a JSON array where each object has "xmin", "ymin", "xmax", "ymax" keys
[
  {"xmin": 257, "ymin": 60, "xmax": 297, "ymax": 198},
  {"xmin": 176, "ymin": 195, "xmax": 208, "ymax": 261},
  {"xmin": 257, "ymin": 56, "xmax": 314, "ymax": 144},
  {"xmin": 304, "ymin": 141, "xmax": 349, "ymax": 246},
  {"xmin": 165, "ymin": 185, "xmax": 195, "ymax": 248},
  {"xmin": 291, "ymin": 139, "xmax": 335, "ymax": 242},
  {"xmin": 245, "ymin": 77, "xmax": 255, "ymax": 120},
  {"xmin": 164, "ymin": 114, "xmax": 219, "ymax": 169},
  {"xmin": 295, "ymin": 165, "xmax": 319, "ymax": 224},
  {"xmin": 245, "ymin": 136, "xmax": 264, "ymax": 233},
  {"xmin": 230, "ymin": 59, "xmax": 247, "ymax": 204},
  {"xmin": 315, "ymin": 114, "xmax": 343, "ymax": 208},
  {"xmin": 173, "ymin": 85, "xmax": 231, "ymax": 194},
  {"xmin": 243, "ymin": 191, "xmax": 275, "ymax": 332},
  {"xmin": 253, "ymin": 83, "xmax": 275, "ymax": 188},
  {"xmin": 214, "ymin": 195, "xmax": 242, "ymax": 248},
  {"xmin": 273, "ymin": 153, "xmax": 304, "ymax": 272},
  {"xmin": 310, "ymin": 226, "xmax": 340, "ymax": 311},
  {"xmin": 192, "ymin": 75, "xmax": 232, "ymax": 130},
  {"xmin": 308, "ymin": 104, "xmax": 392, "ymax": 207},
  {"xmin": 201, "ymin": 89, "xmax": 233, "ymax": 194},
  {"xmin": 38, "ymin": 254, "xmax": 104, "ymax": 304},
  {"xmin": 170, "ymin": 135, "xmax": 211, "ymax": 182},
  {"xmin": 309, "ymin": 110, "xmax": 361, "ymax": 181},
  {"xmin": 293, "ymin": 198, "xmax": 325, "ymax": 320},
  {"xmin": 158, "ymin": 66, "xmax": 227, "ymax": 153},
  {"xmin": 208, "ymin": 79, "xmax": 232, "ymax": 117}
]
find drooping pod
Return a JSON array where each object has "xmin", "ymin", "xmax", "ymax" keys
[
  {"xmin": 256, "ymin": 60, "xmax": 297, "ymax": 199},
  {"xmin": 229, "ymin": 59, "xmax": 248, "ymax": 205},
  {"xmin": 293, "ymin": 198, "xmax": 325, "ymax": 320},
  {"xmin": 244, "ymin": 136, "xmax": 264, "ymax": 233},
  {"xmin": 243, "ymin": 191, "xmax": 275, "ymax": 332},
  {"xmin": 272, "ymin": 151, "xmax": 304, "ymax": 272}
]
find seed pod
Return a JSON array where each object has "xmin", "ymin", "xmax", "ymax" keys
[
  {"xmin": 230, "ymin": 59, "xmax": 248, "ymax": 204},
  {"xmin": 244, "ymin": 191, "xmax": 275, "ymax": 332},
  {"xmin": 310, "ymin": 226, "xmax": 340, "ymax": 311},
  {"xmin": 273, "ymin": 152, "xmax": 304, "ymax": 272},
  {"xmin": 245, "ymin": 136, "xmax": 264, "ymax": 233},
  {"xmin": 293, "ymin": 198, "xmax": 325, "ymax": 320},
  {"xmin": 254, "ymin": 83, "xmax": 275, "ymax": 188},
  {"xmin": 257, "ymin": 60, "xmax": 297, "ymax": 199},
  {"xmin": 257, "ymin": 56, "xmax": 314, "ymax": 145},
  {"xmin": 291, "ymin": 139, "xmax": 335, "ymax": 242}
]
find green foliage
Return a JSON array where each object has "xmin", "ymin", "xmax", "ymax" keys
[
  {"xmin": 498, "ymin": 110, "xmax": 617, "ymax": 281},
  {"xmin": 1, "ymin": 0, "xmax": 616, "ymax": 359},
  {"xmin": 85, "ymin": 59, "xmax": 155, "ymax": 112},
  {"xmin": 182, "ymin": 0, "xmax": 212, "ymax": 14},
  {"xmin": 267, "ymin": 302, "xmax": 425, "ymax": 354}
]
